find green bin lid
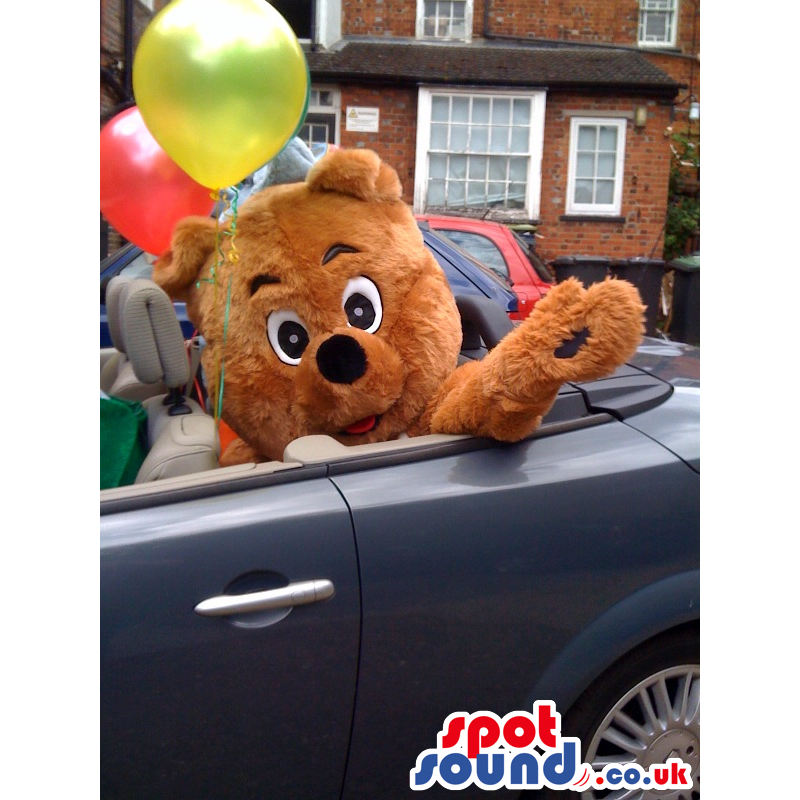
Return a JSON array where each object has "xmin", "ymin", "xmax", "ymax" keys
[{"xmin": 668, "ymin": 255, "xmax": 700, "ymax": 272}]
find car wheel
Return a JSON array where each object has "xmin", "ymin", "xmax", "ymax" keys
[{"xmin": 531, "ymin": 624, "xmax": 699, "ymax": 799}]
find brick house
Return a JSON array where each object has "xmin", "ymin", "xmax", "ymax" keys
[{"xmin": 101, "ymin": 0, "xmax": 700, "ymax": 263}]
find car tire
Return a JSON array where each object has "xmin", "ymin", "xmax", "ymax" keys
[{"xmin": 529, "ymin": 623, "xmax": 699, "ymax": 799}]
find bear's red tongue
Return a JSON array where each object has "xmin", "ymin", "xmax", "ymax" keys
[{"xmin": 344, "ymin": 415, "xmax": 377, "ymax": 435}]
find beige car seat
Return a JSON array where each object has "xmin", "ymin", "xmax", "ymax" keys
[
  {"xmin": 101, "ymin": 276, "xmax": 219, "ymax": 483},
  {"xmin": 101, "ymin": 276, "xmax": 142, "ymax": 398}
]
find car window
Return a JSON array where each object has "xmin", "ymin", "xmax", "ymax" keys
[
  {"xmin": 118, "ymin": 252, "xmax": 156, "ymax": 281},
  {"xmin": 421, "ymin": 230, "xmax": 516, "ymax": 313},
  {"xmin": 101, "ymin": 247, "xmax": 159, "ymax": 305},
  {"xmin": 437, "ymin": 230, "xmax": 510, "ymax": 282}
]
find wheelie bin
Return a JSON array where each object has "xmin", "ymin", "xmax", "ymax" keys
[
  {"xmin": 610, "ymin": 257, "xmax": 665, "ymax": 337},
  {"xmin": 667, "ymin": 255, "xmax": 700, "ymax": 345},
  {"xmin": 549, "ymin": 255, "xmax": 610, "ymax": 287}
]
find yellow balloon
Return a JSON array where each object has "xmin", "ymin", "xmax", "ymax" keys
[{"xmin": 133, "ymin": 0, "xmax": 309, "ymax": 189}]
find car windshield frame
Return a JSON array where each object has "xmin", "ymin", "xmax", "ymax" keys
[{"xmin": 509, "ymin": 229, "xmax": 555, "ymax": 283}]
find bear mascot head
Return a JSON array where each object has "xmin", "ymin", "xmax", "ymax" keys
[{"xmin": 154, "ymin": 149, "xmax": 645, "ymax": 465}]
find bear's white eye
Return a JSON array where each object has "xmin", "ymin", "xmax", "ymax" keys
[
  {"xmin": 267, "ymin": 310, "xmax": 310, "ymax": 366},
  {"xmin": 343, "ymin": 277, "xmax": 382, "ymax": 334}
]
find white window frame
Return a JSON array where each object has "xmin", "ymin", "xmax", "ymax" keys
[
  {"xmin": 416, "ymin": 0, "xmax": 473, "ymax": 42},
  {"xmin": 311, "ymin": 86, "xmax": 341, "ymax": 131},
  {"xmin": 298, "ymin": 86, "xmax": 341, "ymax": 149},
  {"xmin": 414, "ymin": 86, "xmax": 546, "ymax": 220},
  {"xmin": 566, "ymin": 117, "xmax": 627, "ymax": 217},
  {"xmin": 315, "ymin": 0, "xmax": 342, "ymax": 49},
  {"xmin": 638, "ymin": 0, "xmax": 678, "ymax": 48}
]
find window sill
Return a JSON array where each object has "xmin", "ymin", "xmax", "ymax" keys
[
  {"xmin": 416, "ymin": 35, "xmax": 472, "ymax": 44},
  {"xmin": 559, "ymin": 215, "xmax": 626, "ymax": 224},
  {"xmin": 637, "ymin": 43, "xmax": 680, "ymax": 52}
]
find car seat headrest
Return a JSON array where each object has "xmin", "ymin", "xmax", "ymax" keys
[
  {"xmin": 116, "ymin": 278, "xmax": 193, "ymax": 418},
  {"xmin": 105, "ymin": 275, "xmax": 134, "ymax": 353}
]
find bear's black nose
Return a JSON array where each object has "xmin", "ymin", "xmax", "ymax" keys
[{"xmin": 316, "ymin": 334, "xmax": 367, "ymax": 384}]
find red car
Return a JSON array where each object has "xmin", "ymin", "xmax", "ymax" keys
[{"xmin": 416, "ymin": 215, "xmax": 553, "ymax": 320}]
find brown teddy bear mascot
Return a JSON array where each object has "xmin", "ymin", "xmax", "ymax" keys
[{"xmin": 154, "ymin": 148, "xmax": 646, "ymax": 466}]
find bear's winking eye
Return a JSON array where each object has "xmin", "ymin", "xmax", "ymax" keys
[
  {"xmin": 250, "ymin": 274, "xmax": 281, "ymax": 296},
  {"xmin": 322, "ymin": 243, "xmax": 360, "ymax": 265}
]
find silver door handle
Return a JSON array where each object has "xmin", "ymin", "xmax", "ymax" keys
[{"xmin": 194, "ymin": 579, "xmax": 335, "ymax": 617}]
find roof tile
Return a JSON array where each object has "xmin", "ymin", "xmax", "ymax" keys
[{"xmin": 305, "ymin": 40, "xmax": 680, "ymax": 97}]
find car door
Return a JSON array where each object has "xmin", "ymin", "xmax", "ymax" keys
[
  {"xmin": 333, "ymin": 420, "xmax": 699, "ymax": 798},
  {"xmin": 101, "ymin": 473, "xmax": 361, "ymax": 799}
]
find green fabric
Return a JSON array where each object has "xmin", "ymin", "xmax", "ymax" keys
[{"xmin": 101, "ymin": 396, "xmax": 148, "ymax": 489}]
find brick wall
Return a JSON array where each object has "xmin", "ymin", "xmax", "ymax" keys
[
  {"xmin": 334, "ymin": 86, "xmax": 673, "ymax": 262},
  {"xmin": 339, "ymin": 85, "xmax": 419, "ymax": 192},
  {"xmin": 482, "ymin": 0, "xmax": 639, "ymax": 42},
  {"xmin": 342, "ymin": 0, "xmax": 699, "ymax": 58},
  {"xmin": 343, "ymin": 1, "xmax": 416, "ymax": 36},
  {"xmin": 540, "ymin": 96, "xmax": 673, "ymax": 261}
]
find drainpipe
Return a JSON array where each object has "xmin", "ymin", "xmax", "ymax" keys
[{"xmin": 124, "ymin": 0, "xmax": 135, "ymax": 98}]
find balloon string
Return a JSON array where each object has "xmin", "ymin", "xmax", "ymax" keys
[
  {"xmin": 208, "ymin": 186, "xmax": 239, "ymax": 426},
  {"xmin": 205, "ymin": 188, "xmax": 226, "ymax": 421},
  {"xmin": 225, "ymin": 187, "xmax": 240, "ymax": 262},
  {"xmin": 195, "ymin": 186, "xmax": 240, "ymax": 288},
  {"xmin": 216, "ymin": 274, "xmax": 233, "ymax": 424}
]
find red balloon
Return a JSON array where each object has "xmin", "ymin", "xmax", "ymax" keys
[{"xmin": 100, "ymin": 106, "xmax": 214, "ymax": 255}]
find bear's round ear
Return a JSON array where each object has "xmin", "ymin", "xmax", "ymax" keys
[
  {"xmin": 153, "ymin": 216, "xmax": 219, "ymax": 301},
  {"xmin": 306, "ymin": 148, "xmax": 402, "ymax": 202}
]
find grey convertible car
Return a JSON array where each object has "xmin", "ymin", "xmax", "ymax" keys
[{"xmin": 100, "ymin": 276, "xmax": 699, "ymax": 799}]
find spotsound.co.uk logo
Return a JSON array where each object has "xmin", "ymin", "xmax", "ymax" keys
[{"xmin": 409, "ymin": 701, "xmax": 692, "ymax": 792}]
